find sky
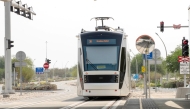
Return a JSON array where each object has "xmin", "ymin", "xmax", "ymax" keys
[{"xmin": 0, "ymin": 0, "xmax": 190, "ymax": 69}]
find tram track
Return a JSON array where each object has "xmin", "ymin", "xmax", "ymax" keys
[
  {"xmin": 62, "ymin": 93, "xmax": 132, "ymax": 109},
  {"xmin": 60, "ymin": 97, "xmax": 96, "ymax": 109}
]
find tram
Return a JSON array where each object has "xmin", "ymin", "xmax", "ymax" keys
[{"xmin": 76, "ymin": 17, "xmax": 130, "ymax": 99}]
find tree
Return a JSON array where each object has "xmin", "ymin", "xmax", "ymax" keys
[
  {"xmin": 0, "ymin": 56, "xmax": 5, "ymax": 81},
  {"xmin": 130, "ymin": 53, "xmax": 165, "ymax": 76},
  {"xmin": 166, "ymin": 45, "xmax": 181, "ymax": 73},
  {"xmin": 130, "ymin": 53, "xmax": 143, "ymax": 75},
  {"xmin": 12, "ymin": 57, "xmax": 35, "ymax": 82},
  {"xmin": 70, "ymin": 64, "xmax": 77, "ymax": 77}
]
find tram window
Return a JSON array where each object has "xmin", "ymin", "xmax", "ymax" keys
[{"xmin": 84, "ymin": 46, "xmax": 119, "ymax": 71}]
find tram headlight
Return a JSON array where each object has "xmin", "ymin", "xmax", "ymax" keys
[
  {"xmin": 84, "ymin": 75, "xmax": 87, "ymax": 83},
  {"xmin": 115, "ymin": 75, "xmax": 118, "ymax": 83}
]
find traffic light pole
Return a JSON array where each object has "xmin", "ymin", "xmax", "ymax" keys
[
  {"xmin": 157, "ymin": 26, "xmax": 189, "ymax": 28},
  {"xmin": 1, "ymin": 0, "xmax": 36, "ymax": 96},
  {"xmin": 3, "ymin": 1, "xmax": 14, "ymax": 96}
]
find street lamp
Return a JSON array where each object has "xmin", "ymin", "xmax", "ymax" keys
[
  {"xmin": 33, "ymin": 59, "xmax": 36, "ymax": 79},
  {"xmin": 53, "ymin": 61, "xmax": 57, "ymax": 80},
  {"xmin": 155, "ymin": 32, "xmax": 168, "ymax": 81},
  {"xmin": 33, "ymin": 59, "xmax": 36, "ymax": 68},
  {"xmin": 64, "ymin": 61, "xmax": 69, "ymax": 80},
  {"xmin": 130, "ymin": 49, "xmax": 138, "ymax": 75}
]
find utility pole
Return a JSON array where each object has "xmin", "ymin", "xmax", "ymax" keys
[{"xmin": 65, "ymin": 61, "xmax": 69, "ymax": 80}]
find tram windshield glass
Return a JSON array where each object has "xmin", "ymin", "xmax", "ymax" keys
[{"xmin": 81, "ymin": 32, "xmax": 122, "ymax": 71}]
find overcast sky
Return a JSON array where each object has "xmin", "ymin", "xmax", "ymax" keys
[{"xmin": 0, "ymin": 0, "xmax": 190, "ymax": 69}]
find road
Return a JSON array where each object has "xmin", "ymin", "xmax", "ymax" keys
[{"xmin": 0, "ymin": 80, "xmax": 130, "ymax": 109}]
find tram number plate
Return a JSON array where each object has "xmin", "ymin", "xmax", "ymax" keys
[{"xmin": 97, "ymin": 65, "xmax": 106, "ymax": 69}]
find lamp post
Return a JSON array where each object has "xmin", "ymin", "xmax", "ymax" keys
[
  {"xmin": 155, "ymin": 33, "xmax": 168, "ymax": 81},
  {"xmin": 53, "ymin": 61, "xmax": 57, "ymax": 80},
  {"xmin": 64, "ymin": 61, "xmax": 69, "ymax": 81},
  {"xmin": 33, "ymin": 59, "xmax": 36, "ymax": 79},
  {"xmin": 130, "ymin": 49, "xmax": 138, "ymax": 75}
]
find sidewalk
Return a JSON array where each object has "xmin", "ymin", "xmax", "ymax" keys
[
  {"xmin": 0, "ymin": 91, "xmax": 57, "ymax": 103},
  {"xmin": 131, "ymin": 88, "xmax": 176, "ymax": 98},
  {"xmin": 124, "ymin": 88, "xmax": 190, "ymax": 109},
  {"xmin": 0, "ymin": 80, "xmax": 75, "ymax": 103}
]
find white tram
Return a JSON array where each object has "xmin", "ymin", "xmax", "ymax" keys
[{"xmin": 76, "ymin": 17, "xmax": 130, "ymax": 99}]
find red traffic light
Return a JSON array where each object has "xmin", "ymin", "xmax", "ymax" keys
[
  {"xmin": 160, "ymin": 21, "xmax": 164, "ymax": 25},
  {"xmin": 183, "ymin": 40, "xmax": 188, "ymax": 45},
  {"xmin": 160, "ymin": 21, "xmax": 164, "ymax": 32}
]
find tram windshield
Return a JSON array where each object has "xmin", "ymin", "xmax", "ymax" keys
[
  {"xmin": 84, "ymin": 46, "xmax": 119, "ymax": 70},
  {"xmin": 81, "ymin": 31, "xmax": 122, "ymax": 71}
]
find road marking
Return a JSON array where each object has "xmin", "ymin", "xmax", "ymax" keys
[
  {"xmin": 60, "ymin": 100, "xmax": 86, "ymax": 109},
  {"xmin": 165, "ymin": 101, "xmax": 182, "ymax": 109},
  {"xmin": 111, "ymin": 100, "xmax": 122, "ymax": 109},
  {"xmin": 139, "ymin": 98, "xmax": 143, "ymax": 109},
  {"xmin": 8, "ymin": 93, "xmax": 75, "ymax": 108},
  {"xmin": 70, "ymin": 101, "xmax": 88, "ymax": 109},
  {"xmin": 102, "ymin": 100, "xmax": 116, "ymax": 109}
]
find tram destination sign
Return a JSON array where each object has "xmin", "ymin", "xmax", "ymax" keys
[{"xmin": 87, "ymin": 39, "xmax": 116, "ymax": 45}]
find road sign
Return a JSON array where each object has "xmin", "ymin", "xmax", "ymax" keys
[
  {"xmin": 133, "ymin": 74, "xmax": 139, "ymax": 79},
  {"xmin": 152, "ymin": 49, "xmax": 161, "ymax": 59},
  {"xmin": 16, "ymin": 51, "xmax": 26, "ymax": 61},
  {"xmin": 14, "ymin": 62, "xmax": 27, "ymax": 67},
  {"xmin": 43, "ymin": 63, "xmax": 49, "ymax": 69},
  {"xmin": 143, "ymin": 52, "xmax": 153, "ymax": 59},
  {"xmin": 35, "ymin": 67, "xmax": 44, "ymax": 74},
  {"xmin": 178, "ymin": 56, "xmax": 189, "ymax": 62},
  {"xmin": 180, "ymin": 62, "xmax": 189, "ymax": 74},
  {"xmin": 173, "ymin": 24, "xmax": 181, "ymax": 29},
  {"xmin": 141, "ymin": 66, "xmax": 146, "ymax": 73},
  {"xmin": 139, "ymin": 74, "xmax": 143, "ymax": 79},
  {"xmin": 149, "ymin": 60, "xmax": 162, "ymax": 64}
]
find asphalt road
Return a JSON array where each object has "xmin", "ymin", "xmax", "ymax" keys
[{"xmin": 0, "ymin": 80, "xmax": 128, "ymax": 109}]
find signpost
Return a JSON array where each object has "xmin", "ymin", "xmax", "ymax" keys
[
  {"xmin": 133, "ymin": 74, "xmax": 139, "ymax": 80},
  {"xmin": 178, "ymin": 56, "xmax": 190, "ymax": 87},
  {"xmin": 43, "ymin": 63, "xmax": 49, "ymax": 69},
  {"xmin": 35, "ymin": 67, "xmax": 44, "ymax": 74},
  {"xmin": 141, "ymin": 66, "xmax": 145, "ymax": 73},
  {"xmin": 136, "ymin": 35, "xmax": 155, "ymax": 99},
  {"xmin": 16, "ymin": 51, "xmax": 26, "ymax": 96},
  {"xmin": 143, "ymin": 52, "xmax": 153, "ymax": 59},
  {"xmin": 180, "ymin": 62, "xmax": 189, "ymax": 74},
  {"xmin": 43, "ymin": 62, "xmax": 49, "ymax": 82}
]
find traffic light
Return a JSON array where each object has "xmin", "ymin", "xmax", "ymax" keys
[
  {"xmin": 20, "ymin": 4, "xmax": 27, "ymax": 17},
  {"xmin": 10, "ymin": 0, "xmax": 36, "ymax": 20},
  {"xmin": 14, "ymin": 1, "xmax": 22, "ymax": 15},
  {"xmin": 182, "ymin": 39, "xmax": 189, "ymax": 57},
  {"xmin": 160, "ymin": 21, "xmax": 164, "ymax": 32},
  {"xmin": 8, "ymin": 39, "xmax": 14, "ymax": 49},
  {"xmin": 47, "ymin": 59, "xmax": 51, "ymax": 64},
  {"xmin": 26, "ymin": 7, "xmax": 33, "ymax": 20}
]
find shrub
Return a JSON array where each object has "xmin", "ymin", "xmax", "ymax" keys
[{"xmin": 1, "ymin": 82, "xmax": 57, "ymax": 91}]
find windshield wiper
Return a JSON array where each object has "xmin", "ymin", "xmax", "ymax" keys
[{"xmin": 86, "ymin": 58, "xmax": 98, "ymax": 70}]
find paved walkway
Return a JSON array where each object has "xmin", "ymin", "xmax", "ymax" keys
[{"xmin": 124, "ymin": 88, "xmax": 190, "ymax": 109}]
